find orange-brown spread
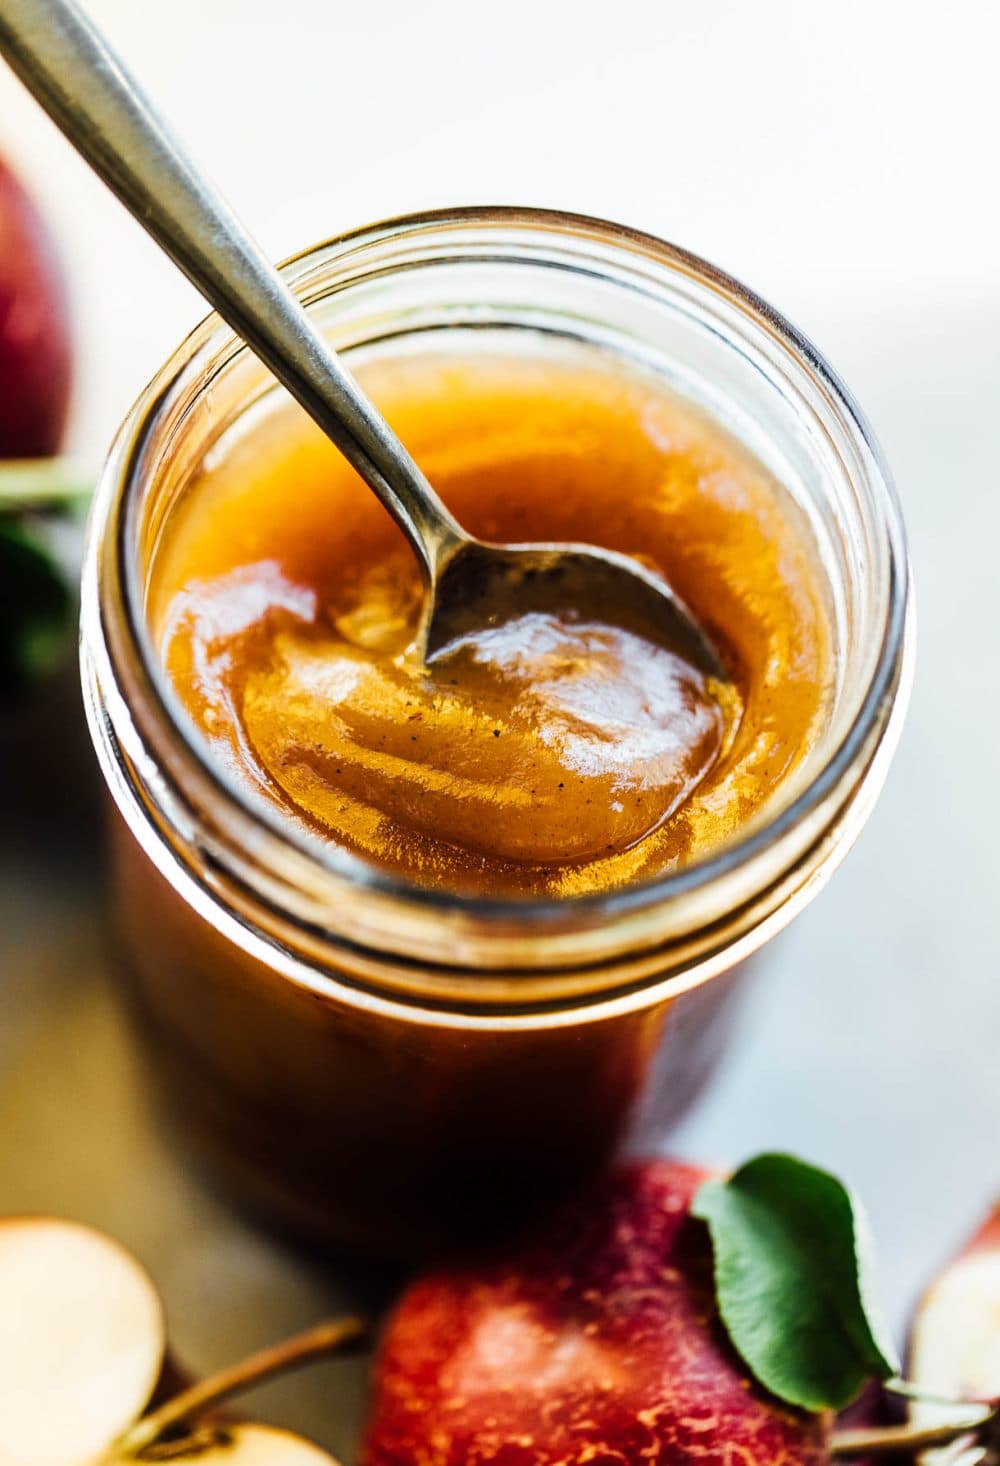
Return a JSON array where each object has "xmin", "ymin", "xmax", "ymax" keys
[{"xmin": 149, "ymin": 348, "xmax": 832, "ymax": 896}]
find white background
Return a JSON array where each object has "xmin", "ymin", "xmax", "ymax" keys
[
  {"xmin": 4, "ymin": 0, "xmax": 998, "ymax": 461},
  {"xmin": 2, "ymin": 0, "xmax": 1000, "ymax": 1438}
]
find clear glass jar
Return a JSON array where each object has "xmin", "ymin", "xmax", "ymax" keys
[{"xmin": 81, "ymin": 207, "xmax": 912, "ymax": 1256}]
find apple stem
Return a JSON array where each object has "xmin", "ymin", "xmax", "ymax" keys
[
  {"xmin": 116, "ymin": 1315, "xmax": 367, "ymax": 1457},
  {"xmin": 831, "ymin": 1402, "xmax": 996, "ymax": 1457}
]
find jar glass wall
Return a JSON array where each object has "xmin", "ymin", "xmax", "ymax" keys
[{"xmin": 81, "ymin": 208, "xmax": 912, "ymax": 1255}]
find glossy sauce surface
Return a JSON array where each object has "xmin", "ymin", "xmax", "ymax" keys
[{"xmin": 150, "ymin": 348, "xmax": 833, "ymax": 896}]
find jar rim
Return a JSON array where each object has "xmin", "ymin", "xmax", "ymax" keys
[{"xmin": 84, "ymin": 204, "xmax": 911, "ymax": 970}]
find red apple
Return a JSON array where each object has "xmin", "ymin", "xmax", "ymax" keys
[
  {"xmin": 362, "ymin": 1159, "xmax": 829, "ymax": 1466},
  {"xmin": 0, "ymin": 154, "xmax": 72, "ymax": 457}
]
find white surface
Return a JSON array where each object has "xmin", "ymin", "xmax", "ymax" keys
[
  {"xmin": 1, "ymin": 0, "xmax": 999, "ymax": 1438},
  {"xmin": 3, "ymin": 0, "xmax": 998, "ymax": 462}
]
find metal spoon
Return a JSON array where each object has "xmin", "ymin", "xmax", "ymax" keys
[{"xmin": 0, "ymin": 0, "xmax": 724, "ymax": 677}]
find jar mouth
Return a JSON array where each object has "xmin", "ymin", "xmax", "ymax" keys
[{"xmin": 85, "ymin": 204, "xmax": 910, "ymax": 966}]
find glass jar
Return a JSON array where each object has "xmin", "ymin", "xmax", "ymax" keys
[{"xmin": 81, "ymin": 207, "xmax": 912, "ymax": 1257}]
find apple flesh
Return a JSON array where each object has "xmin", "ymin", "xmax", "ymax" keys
[
  {"xmin": 362, "ymin": 1159, "xmax": 829, "ymax": 1466},
  {"xmin": 0, "ymin": 1216, "xmax": 165, "ymax": 1466},
  {"xmin": 909, "ymin": 1203, "xmax": 1000, "ymax": 1401},
  {"xmin": 907, "ymin": 1203, "xmax": 1000, "ymax": 1464},
  {"xmin": 0, "ymin": 1212, "xmax": 358, "ymax": 1466},
  {"xmin": 0, "ymin": 155, "xmax": 72, "ymax": 458}
]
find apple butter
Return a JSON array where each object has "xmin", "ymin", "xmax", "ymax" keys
[{"xmin": 150, "ymin": 348, "xmax": 831, "ymax": 894}]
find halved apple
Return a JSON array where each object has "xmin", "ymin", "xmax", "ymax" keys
[
  {"xmin": 908, "ymin": 1205, "xmax": 1000, "ymax": 1464},
  {"xmin": 0, "ymin": 1217, "xmax": 164, "ymax": 1466}
]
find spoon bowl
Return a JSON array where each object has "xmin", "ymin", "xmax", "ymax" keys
[{"xmin": 425, "ymin": 537, "xmax": 724, "ymax": 676}]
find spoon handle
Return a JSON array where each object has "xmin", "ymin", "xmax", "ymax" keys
[{"xmin": 0, "ymin": 0, "xmax": 463, "ymax": 579}]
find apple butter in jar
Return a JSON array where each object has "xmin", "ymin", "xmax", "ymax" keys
[{"xmin": 82, "ymin": 209, "xmax": 911, "ymax": 1255}]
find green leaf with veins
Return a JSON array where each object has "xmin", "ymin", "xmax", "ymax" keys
[{"xmin": 692, "ymin": 1153, "xmax": 899, "ymax": 1413}]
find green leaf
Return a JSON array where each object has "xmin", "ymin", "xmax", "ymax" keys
[
  {"xmin": 0, "ymin": 515, "xmax": 72, "ymax": 697},
  {"xmin": 691, "ymin": 1153, "xmax": 898, "ymax": 1413}
]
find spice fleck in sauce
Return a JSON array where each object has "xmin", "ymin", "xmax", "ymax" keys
[{"xmin": 150, "ymin": 348, "xmax": 833, "ymax": 896}]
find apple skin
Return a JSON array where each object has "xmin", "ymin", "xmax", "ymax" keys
[
  {"xmin": 0, "ymin": 155, "xmax": 72, "ymax": 457},
  {"xmin": 362, "ymin": 1159, "xmax": 829, "ymax": 1466},
  {"xmin": 948, "ymin": 1203, "xmax": 1000, "ymax": 1260}
]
